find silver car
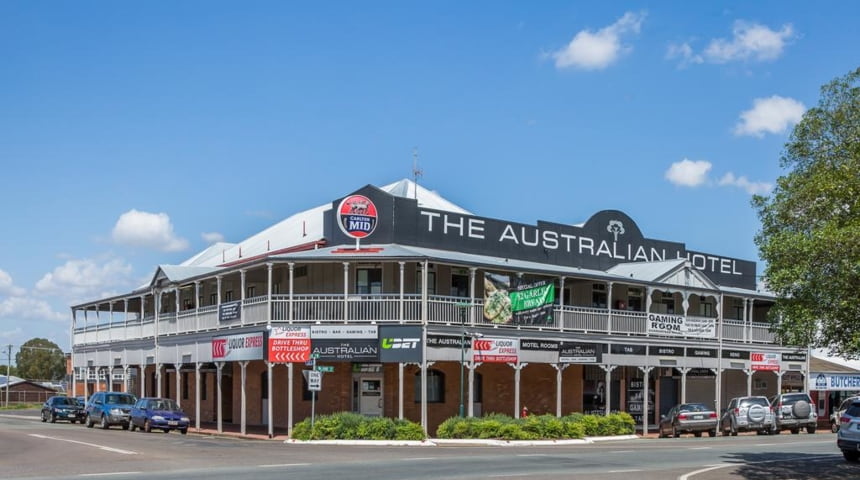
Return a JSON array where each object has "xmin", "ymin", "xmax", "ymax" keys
[
  {"xmin": 769, "ymin": 392, "xmax": 817, "ymax": 434},
  {"xmin": 836, "ymin": 400, "xmax": 860, "ymax": 462},
  {"xmin": 720, "ymin": 396, "xmax": 773, "ymax": 435},
  {"xmin": 831, "ymin": 395, "xmax": 860, "ymax": 433},
  {"xmin": 659, "ymin": 403, "xmax": 718, "ymax": 438}
]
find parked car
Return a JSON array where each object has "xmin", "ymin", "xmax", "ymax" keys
[
  {"xmin": 769, "ymin": 392, "xmax": 817, "ymax": 434},
  {"xmin": 129, "ymin": 397, "xmax": 190, "ymax": 434},
  {"xmin": 84, "ymin": 391, "xmax": 137, "ymax": 430},
  {"xmin": 659, "ymin": 403, "xmax": 718, "ymax": 438},
  {"xmin": 831, "ymin": 396, "xmax": 860, "ymax": 433},
  {"xmin": 41, "ymin": 396, "xmax": 86, "ymax": 424},
  {"xmin": 720, "ymin": 396, "xmax": 773, "ymax": 436},
  {"xmin": 837, "ymin": 399, "xmax": 860, "ymax": 462}
]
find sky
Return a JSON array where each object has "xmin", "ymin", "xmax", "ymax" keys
[{"xmin": 1, "ymin": 2, "xmax": 858, "ymax": 358}]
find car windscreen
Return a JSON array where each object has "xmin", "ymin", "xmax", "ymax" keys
[
  {"xmin": 679, "ymin": 404, "xmax": 709, "ymax": 412},
  {"xmin": 149, "ymin": 399, "xmax": 180, "ymax": 411},
  {"xmin": 782, "ymin": 394, "xmax": 809, "ymax": 404},
  {"xmin": 739, "ymin": 398, "xmax": 769, "ymax": 407},
  {"xmin": 107, "ymin": 394, "xmax": 136, "ymax": 405},
  {"xmin": 846, "ymin": 404, "xmax": 860, "ymax": 417},
  {"xmin": 54, "ymin": 397, "xmax": 74, "ymax": 406}
]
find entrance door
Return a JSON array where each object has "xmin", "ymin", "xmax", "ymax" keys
[{"xmin": 358, "ymin": 377, "xmax": 383, "ymax": 417}]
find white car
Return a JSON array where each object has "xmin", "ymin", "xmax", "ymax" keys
[
  {"xmin": 836, "ymin": 399, "xmax": 860, "ymax": 462},
  {"xmin": 831, "ymin": 395, "xmax": 860, "ymax": 433}
]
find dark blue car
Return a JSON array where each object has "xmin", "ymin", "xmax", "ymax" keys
[{"xmin": 129, "ymin": 397, "xmax": 190, "ymax": 434}]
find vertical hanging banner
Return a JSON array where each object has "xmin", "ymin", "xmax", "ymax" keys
[
  {"xmin": 267, "ymin": 326, "xmax": 311, "ymax": 363},
  {"xmin": 483, "ymin": 273, "xmax": 555, "ymax": 325},
  {"xmin": 472, "ymin": 337, "xmax": 519, "ymax": 363}
]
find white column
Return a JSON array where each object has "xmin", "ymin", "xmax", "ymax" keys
[
  {"xmin": 123, "ymin": 365, "xmax": 130, "ymax": 394},
  {"xmin": 216, "ymin": 276, "xmax": 222, "ymax": 306},
  {"xmin": 638, "ymin": 366, "xmax": 654, "ymax": 434},
  {"xmin": 240, "ymin": 270, "xmax": 246, "ymax": 326},
  {"xmin": 748, "ymin": 299, "xmax": 756, "ymax": 343},
  {"xmin": 746, "ymin": 368, "xmax": 754, "ymax": 397},
  {"xmin": 287, "ymin": 362, "xmax": 295, "ymax": 436},
  {"xmin": 141, "ymin": 365, "xmax": 146, "ymax": 399},
  {"xmin": 553, "ymin": 363, "xmax": 568, "ymax": 417},
  {"xmin": 398, "ymin": 262, "xmax": 405, "ymax": 324},
  {"xmin": 776, "ymin": 370, "xmax": 785, "ymax": 396},
  {"xmin": 558, "ymin": 276, "xmax": 565, "ymax": 331},
  {"xmin": 607, "ymin": 282, "xmax": 613, "ymax": 334},
  {"xmin": 511, "ymin": 362, "xmax": 528, "ymax": 417},
  {"xmin": 267, "ymin": 263, "xmax": 274, "ymax": 326},
  {"xmin": 267, "ymin": 361, "xmax": 274, "ymax": 438},
  {"xmin": 679, "ymin": 367, "xmax": 690, "ymax": 403},
  {"xmin": 239, "ymin": 361, "xmax": 248, "ymax": 435},
  {"xmin": 287, "ymin": 263, "xmax": 294, "ymax": 323},
  {"xmin": 194, "ymin": 281, "xmax": 200, "ymax": 332},
  {"xmin": 216, "ymin": 362, "xmax": 224, "ymax": 433},
  {"xmin": 156, "ymin": 364, "xmax": 162, "ymax": 397},
  {"xmin": 175, "ymin": 363, "xmax": 182, "ymax": 408},
  {"xmin": 712, "ymin": 367, "xmax": 723, "ymax": 418},
  {"xmin": 467, "ymin": 362, "xmax": 480, "ymax": 418},
  {"xmin": 70, "ymin": 309, "xmax": 76, "ymax": 398},
  {"xmin": 195, "ymin": 362, "xmax": 201, "ymax": 431},
  {"xmin": 601, "ymin": 365, "xmax": 617, "ymax": 416},
  {"xmin": 742, "ymin": 298, "xmax": 749, "ymax": 343},
  {"xmin": 469, "ymin": 267, "xmax": 477, "ymax": 326},
  {"xmin": 420, "ymin": 263, "xmax": 429, "ymax": 432},
  {"xmin": 398, "ymin": 362, "xmax": 404, "ymax": 419},
  {"xmin": 343, "ymin": 262, "xmax": 350, "ymax": 322}
]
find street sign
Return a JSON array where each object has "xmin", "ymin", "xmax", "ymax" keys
[
  {"xmin": 316, "ymin": 366, "xmax": 334, "ymax": 372},
  {"xmin": 310, "ymin": 352, "xmax": 320, "ymax": 359},
  {"xmin": 307, "ymin": 370, "xmax": 322, "ymax": 391}
]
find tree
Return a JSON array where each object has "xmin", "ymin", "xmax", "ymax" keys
[
  {"xmin": 753, "ymin": 67, "xmax": 860, "ymax": 357},
  {"xmin": 15, "ymin": 338, "xmax": 65, "ymax": 381}
]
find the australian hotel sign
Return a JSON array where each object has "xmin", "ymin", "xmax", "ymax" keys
[{"xmin": 325, "ymin": 187, "xmax": 756, "ymax": 290}]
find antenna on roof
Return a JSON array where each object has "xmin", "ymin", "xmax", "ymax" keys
[{"xmin": 412, "ymin": 147, "xmax": 423, "ymax": 200}]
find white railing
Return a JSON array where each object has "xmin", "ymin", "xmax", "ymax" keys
[{"xmin": 72, "ymin": 295, "xmax": 781, "ymax": 348}]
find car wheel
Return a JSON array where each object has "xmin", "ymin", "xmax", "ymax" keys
[
  {"xmin": 831, "ymin": 422, "xmax": 839, "ymax": 433},
  {"xmin": 50, "ymin": 413, "xmax": 56, "ymax": 424},
  {"xmin": 121, "ymin": 423, "xmax": 129, "ymax": 431},
  {"xmin": 144, "ymin": 419, "xmax": 152, "ymax": 433},
  {"xmin": 730, "ymin": 422, "xmax": 738, "ymax": 436},
  {"xmin": 41, "ymin": 411, "xmax": 47, "ymax": 423},
  {"xmin": 70, "ymin": 419, "xmax": 76, "ymax": 424},
  {"xmin": 708, "ymin": 430, "xmax": 716, "ymax": 438},
  {"xmin": 180, "ymin": 428, "xmax": 188, "ymax": 435},
  {"xmin": 130, "ymin": 422, "xmax": 136, "ymax": 432},
  {"xmin": 790, "ymin": 428, "xmax": 799, "ymax": 434},
  {"xmin": 806, "ymin": 426, "xmax": 816, "ymax": 434},
  {"xmin": 100, "ymin": 414, "xmax": 109, "ymax": 430},
  {"xmin": 843, "ymin": 450, "xmax": 860, "ymax": 462},
  {"xmin": 86, "ymin": 415, "xmax": 94, "ymax": 428},
  {"xmin": 694, "ymin": 431, "xmax": 702, "ymax": 437}
]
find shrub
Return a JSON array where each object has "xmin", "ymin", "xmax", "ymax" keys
[
  {"xmin": 434, "ymin": 412, "xmax": 628, "ymax": 440},
  {"xmin": 290, "ymin": 412, "xmax": 425, "ymax": 440}
]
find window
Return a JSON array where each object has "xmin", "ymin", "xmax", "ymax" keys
[
  {"xmin": 662, "ymin": 292, "xmax": 675, "ymax": 314},
  {"xmin": 451, "ymin": 273, "xmax": 469, "ymax": 297},
  {"xmin": 700, "ymin": 301, "xmax": 713, "ymax": 317},
  {"xmin": 417, "ymin": 268, "xmax": 437, "ymax": 295},
  {"xmin": 209, "ymin": 293, "xmax": 217, "ymax": 305},
  {"xmin": 247, "ymin": 285, "xmax": 256, "ymax": 298},
  {"xmin": 414, "ymin": 369, "xmax": 445, "ymax": 403},
  {"xmin": 225, "ymin": 290, "xmax": 233, "ymax": 302},
  {"xmin": 592, "ymin": 283, "xmax": 607, "ymax": 308},
  {"xmin": 295, "ymin": 266, "xmax": 308, "ymax": 277},
  {"xmin": 628, "ymin": 288, "xmax": 643, "ymax": 311},
  {"xmin": 273, "ymin": 282, "xmax": 281, "ymax": 294},
  {"xmin": 183, "ymin": 298, "xmax": 194, "ymax": 310},
  {"xmin": 356, "ymin": 267, "xmax": 382, "ymax": 294}
]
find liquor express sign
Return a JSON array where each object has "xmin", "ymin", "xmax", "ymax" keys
[
  {"xmin": 211, "ymin": 331, "xmax": 265, "ymax": 361},
  {"xmin": 472, "ymin": 337, "xmax": 519, "ymax": 363},
  {"xmin": 267, "ymin": 326, "xmax": 311, "ymax": 363}
]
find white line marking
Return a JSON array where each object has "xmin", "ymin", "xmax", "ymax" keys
[
  {"xmin": 607, "ymin": 450, "xmax": 635, "ymax": 454},
  {"xmin": 78, "ymin": 473, "xmax": 141, "ymax": 477},
  {"xmin": 678, "ymin": 464, "xmax": 729, "ymax": 480},
  {"xmin": 400, "ymin": 457, "xmax": 435, "ymax": 461},
  {"xmin": 608, "ymin": 469, "xmax": 642, "ymax": 473},
  {"xmin": 687, "ymin": 447, "xmax": 711, "ymax": 450},
  {"xmin": 28, "ymin": 434, "xmax": 137, "ymax": 455},
  {"xmin": 258, "ymin": 463, "xmax": 311, "ymax": 468},
  {"xmin": 516, "ymin": 454, "xmax": 551, "ymax": 457},
  {"xmin": 754, "ymin": 443, "xmax": 778, "ymax": 446}
]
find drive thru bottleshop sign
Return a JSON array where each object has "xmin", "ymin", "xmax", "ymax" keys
[{"xmin": 267, "ymin": 326, "xmax": 311, "ymax": 363}]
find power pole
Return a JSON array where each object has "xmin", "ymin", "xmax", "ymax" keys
[{"xmin": 5, "ymin": 344, "xmax": 11, "ymax": 408}]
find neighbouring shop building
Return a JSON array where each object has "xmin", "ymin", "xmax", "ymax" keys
[{"xmin": 70, "ymin": 179, "xmax": 806, "ymax": 435}]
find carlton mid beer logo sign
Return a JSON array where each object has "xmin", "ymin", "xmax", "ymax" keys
[{"xmin": 337, "ymin": 194, "xmax": 378, "ymax": 239}]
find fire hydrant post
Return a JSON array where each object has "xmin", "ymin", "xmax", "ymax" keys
[{"xmin": 521, "ymin": 406, "xmax": 529, "ymax": 418}]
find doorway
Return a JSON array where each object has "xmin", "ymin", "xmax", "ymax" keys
[{"xmin": 355, "ymin": 376, "xmax": 383, "ymax": 417}]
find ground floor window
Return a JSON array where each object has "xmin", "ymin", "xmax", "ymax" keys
[{"xmin": 414, "ymin": 369, "xmax": 445, "ymax": 403}]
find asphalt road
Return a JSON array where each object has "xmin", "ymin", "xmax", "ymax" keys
[{"xmin": 1, "ymin": 409, "xmax": 855, "ymax": 480}]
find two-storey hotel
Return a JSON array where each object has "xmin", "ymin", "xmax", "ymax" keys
[{"xmin": 70, "ymin": 179, "xmax": 806, "ymax": 436}]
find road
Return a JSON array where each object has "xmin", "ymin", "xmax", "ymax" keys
[{"xmin": 1, "ymin": 410, "xmax": 855, "ymax": 479}]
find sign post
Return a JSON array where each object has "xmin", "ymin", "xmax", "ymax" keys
[{"xmin": 306, "ymin": 353, "xmax": 322, "ymax": 435}]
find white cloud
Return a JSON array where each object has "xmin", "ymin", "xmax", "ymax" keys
[
  {"xmin": 202, "ymin": 232, "xmax": 225, "ymax": 244},
  {"xmin": 0, "ymin": 327, "xmax": 23, "ymax": 340},
  {"xmin": 734, "ymin": 95, "xmax": 806, "ymax": 137},
  {"xmin": 35, "ymin": 257, "xmax": 134, "ymax": 300},
  {"xmin": 718, "ymin": 173, "xmax": 772, "ymax": 195},
  {"xmin": 666, "ymin": 42, "xmax": 703, "ymax": 68},
  {"xmin": 551, "ymin": 11, "xmax": 646, "ymax": 70},
  {"xmin": 0, "ymin": 297, "xmax": 66, "ymax": 322},
  {"xmin": 665, "ymin": 159, "xmax": 712, "ymax": 187},
  {"xmin": 0, "ymin": 269, "xmax": 25, "ymax": 296},
  {"xmin": 112, "ymin": 209, "xmax": 189, "ymax": 252},
  {"xmin": 704, "ymin": 21, "xmax": 794, "ymax": 63}
]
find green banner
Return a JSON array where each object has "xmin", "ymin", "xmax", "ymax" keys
[{"xmin": 510, "ymin": 280, "xmax": 555, "ymax": 325}]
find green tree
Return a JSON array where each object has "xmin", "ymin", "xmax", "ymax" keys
[
  {"xmin": 15, "ymin": 338, "xmax": 65, "ymax": 381},
  {"xmin": 753, "ymin": 67, "xmax": 860, "ymax": 357}
]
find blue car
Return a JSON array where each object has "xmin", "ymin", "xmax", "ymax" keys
[{"xmin": 129, "ymin": 397, "xmax": 190, "ymax": 434}]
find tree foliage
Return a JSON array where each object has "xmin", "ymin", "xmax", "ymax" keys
[
  {"xmin": 753, "ymin": 67, "xmax": 860, "ymax": 357},
  {"xmin": 15, "ymin": 338, "xmax": 65, "ymax": 381}
]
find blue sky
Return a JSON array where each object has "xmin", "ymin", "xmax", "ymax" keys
[{"xmin": 1, "ymin": 2, "xmax": 858, "ymax": 355}]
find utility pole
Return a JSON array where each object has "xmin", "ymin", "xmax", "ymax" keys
[{"xmin": 5, "ymin": 344, "xmax": 11, "ymax": 408}]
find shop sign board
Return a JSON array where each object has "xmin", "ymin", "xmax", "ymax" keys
[
  {"xmin": 519, "ymin": 339, "xmax": 560, "ymax": 351},
  {"xmin": 751, "ymin": 352, "xmax": 780, "ymax": 371},
  {"xmin": 310, "ymin": 325, "xmax": 377, "ymax": 339},
  {"xmin": 218, "ymin": 301, "xmax": 241, "ymax": 322},
  {"xmin": 211, "ymin": 331, "xmax": 265, "ymax": 361},
  {"xmin": 810, "ymin": 373, "xmax": 860, "ymax": 391},
  {"xmin": 378, "ymin": 325, "xmax": 423, "ymax": 362},
  {"xmin": 267, "ymin": 326, "xmax": 311, "ymax": 363},
  {"xmin": 559, "ymin": 342, "xmax": 602, "ymax": 363},
  {"xmin": 646, "ymin": 314, "xmax": 715, "ymax": 338},
  {"xmin": 472, "ymin": 337, "xmax": 519, "ymax": 363}
]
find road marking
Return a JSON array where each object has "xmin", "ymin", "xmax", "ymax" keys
[
  {"xmin": 28, "ymin": 434, "xmax": 137, "ymax": 455},
  {"xmin": 79, "ymin": 473, "xmax": 141, "ymax": 477},
  {"xmin": 516, "ymin": 454, "xmax": 551, "ymax": 457},
  {"xmin": 400, "ymin": 457, "xmax": 435, "ymax": 461},
  {"xmin": 687, "ymin": 447, "xmax": 711, "ymax": 450},
  {"xmin": 607, "ymin": 450, "xmax": 634, "ymax": 454},
  {"xmin": 258, "ymin": 463, "xmax": 310, "ymax": 468},
  {"xmin": 608, "ymin": 469, "xmax": 641, "ymax": 473},
  {"xmin": 678, "ymin": 464, "xmax": 729, "ymax": 480}
]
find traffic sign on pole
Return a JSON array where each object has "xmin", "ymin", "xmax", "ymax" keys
[{"xmin": 316, "ymin": 366, "xmax": 334, "ymax": 373}]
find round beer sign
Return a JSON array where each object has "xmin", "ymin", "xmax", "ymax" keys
[{"xmin": 337, "ymin": 194, "xmax": 378, "ymax": 239}]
